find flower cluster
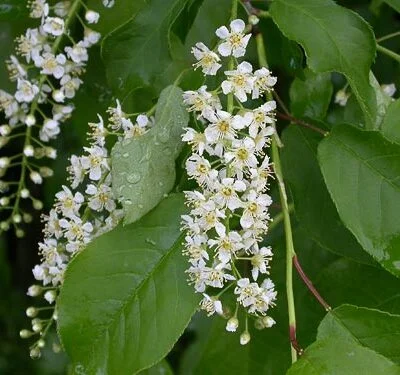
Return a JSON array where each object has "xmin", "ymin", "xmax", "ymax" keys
[
  {"xmin": 181, "ymin": 18, "xmax": 277, "ymax": 344},
  {"xmin": 21, "ymin": 101, "xmax": 152, "ymax": 359},
  {"xmin": 0, "ymin": 0, "xmax": 113, "ymax": 236}
]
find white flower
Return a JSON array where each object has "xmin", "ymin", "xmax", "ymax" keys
[
  {"xmin": 200, "ymin": 294, "xmax": 223, "ymax": 316},
  {"xmin": 15, "ymin": 79, "xmax": 39, "ymax": 103},
  {"xmin": 186, "ymin": 154, "xmax": 218, "ymax": 186},
  {"xmin": 335, "ymin": 89, "xmax": 349, "ymax": 106},
  {"xmin": 123, "ymin": 114, "xmax": 150, "ymax": 138},
  {"xmin": 240, "ymin": 189, "xmax": 271, "ymax": 229},
  {"xmin": 85, "ymin": 184, "xmax": 116, "ymax": 212},
  {"xmin": 213, "ymin": 178, "xmax": 246, "ymax": 211},
  {"xmin": 85, "ymin": 10, "xmax": 100, "ymax": 24},
  {"xmin": 192, "ymin": 199, "xmax": 226, "ymax": 232},
  {"xmin": 209, "ymin": 223, "xmax": 244, "ymax": 263},
  {"xmin": 103, "ymin": 0, "xmax": 115, "ymax": 8},
  {"xmin": 249, "ymin": 156, "xmax": 272, "ymax": 192},
  {"xmin": 0, "ymin": 90, "xmax": 19, "ymax": 117},
  {"xmin": 65, "ymin": 42, "xmax": 88, "ymax": 63},
  {"xmin": 88, "ymin": 115, "xmax": 107, "ymax": 146},
  {"xmin": 55, "ymin": 185, "xmax": 84, "ymax": 218},
  {"xmin": 225, "ymin": 137, "xmax": 258, "ymax": 174},
  {"xmin": 222, "ymin": 61, "xmax": 255, "ymax": 103},
  {"xmin": 44, "ymin": 290, "xmax": 57, "ymax": 304},
  {"xmin": 183, "ymin": 86, "xmax": 221, "ymax": 121},
  {"xmin": 182, "ymin": 128, "xmax": 208, "ymax": 155},
  {"xmin": 249, "ymin": 101, "xmax": 276, "ymax": 138},
  {"xmin": 252, "ymin": 68, "xmax": 277, "ymax": 99},
  {"xmin": 80, "ymin": 146, "xmax": 109, "ymax": 180},
  {"xmin": 30, "ymin": 171, "xmax": 43, "ymax": 184},
  {"xmin": 39, "ymin": 119, "xmax": 60, "ymax": 142},
  {"xmin": 183, "ymin": 233, "xmax": 209, "ymax": 265},
  {"xmin": 59, "ymin": 216, "xmax": 93, "ymax": 244},
  {"xmin": 204, "ymin": 110, "xmax": 237, "ymax": 144},
  {"xmin": 234, "ymin": 278, "xmax": 259, "ymax": 308},
  {"xmin": 54, "ymin": 1, "xmax": 70, "ymax": 17},
  {"xmin": 192, "ymin": 42, "xmax": 221, "ymax": 75},
  {"xmin": 250, "ymin": 246, "xmax": 272, "ymax": 280},
  {"xmin": 226, "ymin": 317, "xmax": 239, "ymax": 332},
  {"xmin": 35, "ymin": 52, "xmax": 66, "ymax": 79},
  {"xmin": 6, "ymin": 55, "xmax": 27, "ymax": 80},
  {"xmin": 67, "ymin": 155, "xmax": 85, "ymax": 188},
  {"xmin": 29, "ymin": 0, "xmax": 49, "ymax": 18},
  {"xmin": 42, "ymin": 17, "xmax": 65, "ymax": 36},
  {"xmin": 216, "ymin": 19, "xmax": 251, "ymax": 57},
  {"xmin": 60, "ymin": 75, "xmax": 82, "ymax": 98},
  {"xmin": 83, "ymin": 28, "xmax": 101, "ymax": 47},
  {"xmin": 203, "ymin": 262, "xmax": 235, "ymax": 289},
  {"xmin": 107, "ymin": 99, "xmax": 124, "ymax": 130}
]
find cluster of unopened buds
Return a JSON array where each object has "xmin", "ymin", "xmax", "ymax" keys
[
  {"xmin": 21, "ymin": 100, "xmax": 153, "ymax": 358},
  {"xmin": 181, "ymin": 18, "xmax": 278, "ymax": 345},
  {"xmin": 0, "ymin": 0, "xmax": 114, "ymax": 236}
]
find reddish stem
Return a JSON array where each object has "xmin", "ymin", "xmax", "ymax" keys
[
  {"xmin": 276, "ymin": 112, "xmax": 328, "ymax": 136},
  {"xmin": 289, "ymin": 324, "xmax": 304, "ymax": 356},
  {"xmin": 293, "ymin": 255, "xmax": 332, "ymax": 312}
]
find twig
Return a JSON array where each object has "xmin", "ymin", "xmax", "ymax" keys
[
  {"xmin": 276, "ymin": 112, "xmax": 328, "ymax": 136},
  {"xmin": 293, "ymin": 255, "xmax": 332, "ymax": 312}
]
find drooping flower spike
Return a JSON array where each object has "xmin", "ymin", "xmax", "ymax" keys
[{"xmin": 181, "ymin": 17, "xmax": 278, "ymax": 345}]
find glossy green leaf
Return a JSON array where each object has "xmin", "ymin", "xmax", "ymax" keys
[
  {"xmin": 58, "ymin": 194, "xmax": 199, "ymax": 375},
  {"xmin": 287, "ymin": 336, "xmax": 400, "ymax": 375},
  {"xmin": 381, "ymin": 99, "xmax": 400, "ymax": 145},
  {"xmin": 288, "ymin": 305, "xmax": 400, "ymax": 374},
  {"xmin": 289, "ymin": 70, "xmax": 333, "ymax": 119},
  {"xmin": 140, "ymin": 360, "xmax": 173, "ymax": 375},
  {"xmin": 281, "ymin": 126, "xmax": 374, "ymax": 265},
  {"xmin": 102, "ymin": 0, "xmax": 191, "ymax": 97},
  {"xmin": 111, "ymin": 85, "xmax": 189, "ymax": 225},
  {"xmin": 318, "ymin": 305, "xmax": 400, "ymax": 364},
  {"xmin": 270, "ymin": 0, "xmax": 377, "ymax": 128},
  {"xmin": 318, "ymin": 124, "xmax": 400, "ymax": 277}
]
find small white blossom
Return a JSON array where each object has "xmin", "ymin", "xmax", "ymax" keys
[
  {"xmin": 222, "ymin": 61, "xmax": 255, "ymax": 103},
  {"xmin": 216, "ymin": 19, "xmax": 251, "ymax": 58},
  {"xmin": 15, "ymin": 79, "xmax": 39, "ymax": 103},
  {"xmin": 85, "ymin": 10, "xmax": 100, "ymax": 24},
  {"xmin": 252, "ymin": 68, "xmax": 277, "ymax": 99},
  {"xmin": 42, "ymin": 17, "xmax": 65, "ymax": 36},
  {"xmin": 192, "ymin": 42, "xmax": 221, "ymax": 75}
]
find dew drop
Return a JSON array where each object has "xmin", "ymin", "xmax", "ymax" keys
[
  {"xmin": 138, "ymin": 204, "xmax": 144, "ymax": 209},
  {"xmin": 122, "ymin": 152, "xmax": 129, "ymax": 158}
]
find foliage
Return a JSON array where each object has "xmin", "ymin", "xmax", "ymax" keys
[{"xmin": 1, "ymin": 0, "xmax": 400, "ymax": 374}]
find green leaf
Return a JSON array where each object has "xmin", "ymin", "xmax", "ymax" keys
[
  {"xmin": 281, "ymin": 126, "xmax": 375, "ymax": 265},
  {"xmin": 57, "ymin": 194, "xmax": 200, "ymax": 375},
  {"xmin": 318, "ymin": 124, "xmax": 400, "ymax": 277},
  {"xmin": 289, "ymin": 69, "xmax": 333, "ymax": 120},
  {"xmin": 383, "ymin": 0, "xmax": 400, "ymax": 12},
  {"xmin": 270, "ymin": 0, "xmax": 377, "ymax": 128},
  {"xmin": 318, "ymin": 305, "xmax": 400, "ymax": 364},
  {"xmin": 288, "ymin": 305, "xmax": 400, "ymax": 374},
  {"xmin": 111, "ymin": 85, "xmax": 189, "ymax": 225},
  {"xmin": 139, "ymin": 360, "xmax": 173, "ymax": 375},
  {"xmin": 287, "ymin": 336, "xmax": 400, "ymax": 375},
  {"xmin": 102, "ymin": 0, "xmax": 191, "ymax": 98},
  {"xmin": 381, "ymin": 99, "xmax": 400, "ymax": 145}
]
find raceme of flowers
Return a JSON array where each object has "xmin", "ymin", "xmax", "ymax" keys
[
  {"xmin": 181, "ymin": 18, "xmax": 278, "ymax": 345},
  {"xmin": 21, "ymin": 101, "xmax": 153, "ymax": 359},
  {"xmin": 0, "ymin": 0, "xmax": 114, "ymax": 237}
]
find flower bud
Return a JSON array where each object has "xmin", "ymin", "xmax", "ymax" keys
[
  {"xmin": 0, "ymin": 136, "xmax": 9, "ymax": 148},
  {"xmin": 249, "ymin": 15, "xmax": 259, "ymax": 25},
  {"xmin": 52, "ymin": 89, "xmax": 65, "ymax": 103},
  {"xmin": 255, "ymin": 316, "xmax": 276, "ymax": 330},
  {"xmin": 39, "ymin": 166, "xmax": 53, "ymax": 177},
  {"xmin": 20, "ymin": 188, "xmax": 30, "ymax": 198},
  {"xmin": 240, "ymin": 331, "xmax": 251, "ymax": 345},
  {"xmin": 37, "ymin": 339, "xmax": 46, "ymax": 348},
  {"xmin": 52, "ymin": 342, "xmax": 61, "ymax": 353},
  {"xmin": 44, "ymin": 290, "xmax": 57, "ymax": 304},
  {"xmin": 26, "ymin": 307, "xmax": 38, "ymax": 318},
  {"xmin": 13, "ymin": 214, "xmax": 22, "ymax": 223},
  {"xmin": 19, "ymin": 329, "xmax": 33, "ymax": 339},
  {"xmin": 30, "ymin": 347, "xmax": 41, "ymax": 359},
  {"xmin": 33, "ymin": 199, "xmax": 43, "ymax": 210},
  {"xmin": 226, "ymin": 317, "xmax": 239, "ymax": 332},
  {"xmin": 32, "ymin": 322, "xmax": 42, "ymax": 333},
  {"xmin": 27, "ymin": 285, "xmax": 42, "ymax": 297},
  {"xmin": 0, "ymin": 124, "xmax": 11, "ymax": 135},
  {"xmin": 30, "ymin": 171, "xmax": 43, "ymax": 184},
  {"xmin": 85, "ymin": 10, "xmax": 100, "ymax": 24},
  {"xmin": 45, "ymin": 147, "xmax": 57, "ymax": 159},
  {"xmin": 0, "ymin": 197, "xmax": 9, "ymax": 206},
  {"xmin": 24, "ymin": 145, "xmax": 34, "ymax": 157},
  {"xmin": 25, "ymin": 114, "xmax": 36, "ymax": 127},
  {"xmin": 0, "ymin": 157, "xmax": 10, "ymax": 168},
  {"xmin": 16, "ymin": 228, "xmax": 25, "ymax": 238},
  {"xmin": 0, "ymin": 221, "xmax": 10, "ymax": 231},
  {"xmin": 23, "ymin": 213, "xmax": 33, "ymax": 223}
]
